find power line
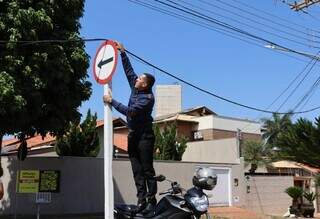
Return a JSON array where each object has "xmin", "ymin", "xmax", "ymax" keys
[
  {"xmin": 230, "ymin": 0, "xmax": 320, "ymax": 34},
  {"xmin": 163, "ymin": 0, "xmax": 320, "ymax": 49},
  {"xmin": 0, "ymin": 38, "xmax": 107, "ymax": 45},
  {"xmin": 276, "ymin": 56, "xmax": 319, "ymax": 111},
  {"xmin": 129, "ymin": 0, "xmax": 318, "ymax": 65},
  {"xmin": 128, "ymin": 0, "xmax": 264, "ymax": 47},
  {"xmin": 238, "ymin": 52, "xmax": 319, "ymax": 131},
  {"xmin": 176, "ymin": 0, "xmax": 320, "ymax": 47},
  {"xmin": 297, "ymin": 82, "xmax": 320, "ymax": 111},
  {"xmin": 293, "ymin": 73, "xmax": 320, "ymax": 111},
  {"xmin": 124, "ymin": 49, "xmax": 320, "ymax": 115},
  {"xmin": 1, "ymin": 36, "xmax": 319, "ymax": 114},
  {"xmin": 301, "ymin": 8, "xmax": 320, "ymax": 22},
  {"xmin": 151, "ymin": 0, "xmax": 320, "ymax": 57}
]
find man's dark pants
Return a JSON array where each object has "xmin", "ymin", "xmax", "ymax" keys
[{"xmin": 128, "ymin": 127, "xmax": 157, "ymax": 203}]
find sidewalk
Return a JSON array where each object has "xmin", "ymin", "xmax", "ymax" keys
[
  {"xmin": 209, "ymin": 207, "xmax": 265, "ymax": 219},
  {"xmin": 209, "ymin": 207, "xmax": 320, "ymax": 219}
]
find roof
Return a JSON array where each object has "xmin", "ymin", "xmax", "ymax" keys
[
  {"xmin": 1, "ymin": 134, "xmax": 55, "ymax": 155},
  {"xmin": 96, "ymin": 117, "xmax": 127, "ymax": 128},
  {"xmin": 272, "ymin": 160, "xmax": 300, "ymax": 169},
  {"xmin": 154, "ymin": 114, "xmax": 198, "ymax": 124},
  {"xmin": 1, "ymin": 118, "xmax": 128, "ymax": 155},
  {"xmin": 155, "ymin": 106, "xmax": 216, "ymax": 121},
  {"xmin": 271, "ymin": 160, "xmax": 320, "ymax": 174}
]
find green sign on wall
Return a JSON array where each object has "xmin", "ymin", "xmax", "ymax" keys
[
  {"xmin": 17, "ymin": 170, "xmax": 40, "ymax": 193},
  {"xmin": 39, "ymin": 170, "xmax": 60, "ymax": 193},
  {"xmin": 17, "ymin": 170, "xmax": 60, "ymax": 193}
]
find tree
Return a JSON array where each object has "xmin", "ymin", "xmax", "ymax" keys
[
  {"xmin": 261, "ymin": 113, "xmax": 292, "ymax": 146},
  {"xmin": 55, "ymin": 110, "xmax": 100, "ymax": 157},
  {"xmin": 243, "ymin": 140, "xmax": 273, "ymax": 174},
  {"xmin": 276, "ymin": 117, "xmax": 320, "ymax": 167},
  {"xmin": 315, "ymin": 174, "xmax": 320, "ymax": 187},
  {"xmin": 0, "ymin": 1, "xmax": 91, "ymax": 149},
  {"xmin": 154, "ymin": 124, "xmax": 188, "ymax": 161},
  {"xmin": 285, "ymin": 186, "xmax": 304, "ymax": 213}
]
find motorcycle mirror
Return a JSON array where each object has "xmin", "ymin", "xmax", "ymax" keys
[{"xmin": 154, "ymin": 174, "xmax": 166, "ymax": 182}]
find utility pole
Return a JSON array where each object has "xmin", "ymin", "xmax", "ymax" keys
[{"xmin": 290, "ymin": 0, "xmax": 320, "ymax": 11}]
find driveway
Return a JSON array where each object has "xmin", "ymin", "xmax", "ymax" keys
[{"xmin": 209, "ymin": 207, "xmax": 320, "ymax": 219}]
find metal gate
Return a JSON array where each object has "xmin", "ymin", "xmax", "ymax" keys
[{"xmin": 203, "ymin": 167, "xmax": 231, "ymax": 206}]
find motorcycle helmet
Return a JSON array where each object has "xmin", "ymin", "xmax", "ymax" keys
[{"xmin": 193, "ymin": 167, "xmax": 217, "ymax": 190}]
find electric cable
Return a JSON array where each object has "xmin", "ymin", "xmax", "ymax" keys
[
  {"xmin": 275, "ymin": 56, "xmax": 319, "ymax": 111},
  {"xmin": 130, "ymin": 0, "xmax": 320, "ymax": 66},
  {"xmin": 293, "ymin": 73, "xmax": 320, "ymax": 111},
  {"xmin": 128, "ymin": 0, "xmax": 264, "ymax": 47},
  {"xmin": 124, "ymin": 49, "xmax": 320, "ymax": 115},
  {"xmin": 151, "ymin": 0, "xmax": 320, "ymax": 55},
  {"xmin": 1, "ymin": 37, "xmax": 320, "ymax": 114},
  {"xmin": 230, "ymin": 0, "xmax": 320, "ymax": 34},
  {"xmin": 195, "ymin": 0, "xmax": 320, "ymax": 44},
  {"xmin": 129, "ymin": 0, "xmax": 317, "ymax": 65},
  {"xmin": 161, "ymin": 0, "xmax": 320, "ymax": 49}
]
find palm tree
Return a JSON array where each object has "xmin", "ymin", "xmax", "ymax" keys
[
  {"xmin": 261, "ymin": 113, "xmax": 292, "ymax": 146},
  {"xmin": 285, "ymin": 186, "xmax": 303, "ymax": 214},
  {"xmin": 276, "ymin": 117, "xmax": 320, "ymax": 167},
  {"xmin": 243, "ymin": 140, "xmax": 273, "ymax": 174}
]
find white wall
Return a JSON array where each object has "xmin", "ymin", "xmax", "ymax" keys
[
  {"xmin": 183, "ymin": 138, "xmax": 240, "ymax": 164},
  {"xmin": 192, "ymin": 115, "xmax": 261, "ymax": 134},
  {"xmin": 0, "ymin": 157, "xmax": 245, "ymax": 215}
]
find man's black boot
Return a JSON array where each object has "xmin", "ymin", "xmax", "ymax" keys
[
  {"xmin": 141, "ymin": 197, "xmax": 157, "ymax": 215},
  {"xmin": 133, "ymin": 198, "xmax": 147, "ymax": 213}
]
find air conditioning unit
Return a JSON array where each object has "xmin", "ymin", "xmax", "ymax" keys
[{"xmin": 193, "ymin": 131, "xmax": 203, "ymax": 140}]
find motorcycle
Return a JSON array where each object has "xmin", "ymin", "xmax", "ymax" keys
[{"xmin": 114, "ymin": 167, "xmax": 217, "ymax": 219}]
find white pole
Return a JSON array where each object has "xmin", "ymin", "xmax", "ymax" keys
[
  {"xmin": 104, "ymin": 83, "xmax": 114, "ymax": 219},
  {"xmin": 37, "ymin": 204, "xmax": 40, "ymax": 219}
]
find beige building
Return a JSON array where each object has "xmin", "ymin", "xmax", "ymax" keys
[
  {"xmin": 155, "ymin": 106, "xmax": 261, "ymax": 164},
  {"xmin": 155, "ymin": 84, "xmax": 182, "ymax": 117}
]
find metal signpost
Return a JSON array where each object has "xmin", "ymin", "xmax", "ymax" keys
[
  {"xmin": 93, "ymin": 40, "xmax": 118, "ymax": 219},
  {"xmin": 16, "ymin": 170, "xmax": 60, "ymax": 219}
]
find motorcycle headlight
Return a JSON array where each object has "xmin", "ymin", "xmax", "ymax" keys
[{"xmin": 190, "ymin": 195, "xmax": 209, "ymax": 212}]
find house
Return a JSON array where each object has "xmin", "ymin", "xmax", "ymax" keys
[
  {"xmin": 154, "ymin": 106, "xmax": 262, "ymax": 164},
  {"xmin": 268, "ymin": 160, "xmax": 320, "ymax": 213},
  {"xmin": 1, "ymin": 134, "xmax": 56, "ymax": 157},
  {"xmin": 1, "ymin": 118, "xmax": 128, "ymax": 157}
]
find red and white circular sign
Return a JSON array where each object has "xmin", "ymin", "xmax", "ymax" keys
[{"xmin": 93, "ymin": 40, "xmax": 118, "ymax": 85}]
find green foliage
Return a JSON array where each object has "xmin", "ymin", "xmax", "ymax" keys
[
  {"xmin": 303, "ymin": 191, "xmax": 317, "ymax": 203},
  {"xmin": 315, "ymin": 174, "xmax": 320, "ymax": 187},
  {"xmin": 154, "ymin": 124, "xmax": 188, "ymax": 161},
  {"xmin": 55, "ymin": 110, "xmax": 100, "ymax": 157},
  {"xmin": 243, "ymin": 140, "xmax": 273, "ymax": 174},
  {"xmin": 261, "ymin": 113, "xmax": 292, "ymax": 146},
  {"xmin": 285, "ymin": 186, "xmax": 304, "ymax": 200},
  {"xmin": 0, "ymin": 0, "xmax": 91, "ymax": 139},
  {"xmin": 276, "ymin": 117, "xmax": 320, "ymax": 167}
]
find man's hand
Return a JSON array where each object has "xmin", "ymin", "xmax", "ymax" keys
[
  {"xmin": 103, "ymin": 94, "xmax": 112, "ymax": 104},
  {"xmin": 114, "ymin": 41, "xmax": 125, "ymax": 53}
]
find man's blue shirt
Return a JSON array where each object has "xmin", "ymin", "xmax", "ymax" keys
[{"xmin": 111, "ymin": 52, "xmax": 154, "ymax": 130}]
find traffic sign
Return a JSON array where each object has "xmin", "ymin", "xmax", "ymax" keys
[{"xmin": 93, "ymin": 40, "xmax": 118, "ymax": 84}]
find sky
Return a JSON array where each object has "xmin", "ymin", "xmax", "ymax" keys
[{"xmin": 79, "ymin": 0, "xmax": 320, "ymax": 124}]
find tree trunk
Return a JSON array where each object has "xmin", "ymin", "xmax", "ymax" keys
[{"xmin": 249, "ymin": 163, "xmax": 257, "ymax": 174}]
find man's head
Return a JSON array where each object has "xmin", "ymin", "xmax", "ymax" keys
[{"xmin": 135, "ymin": 73, "xmax": 155, "ymax": 90}]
